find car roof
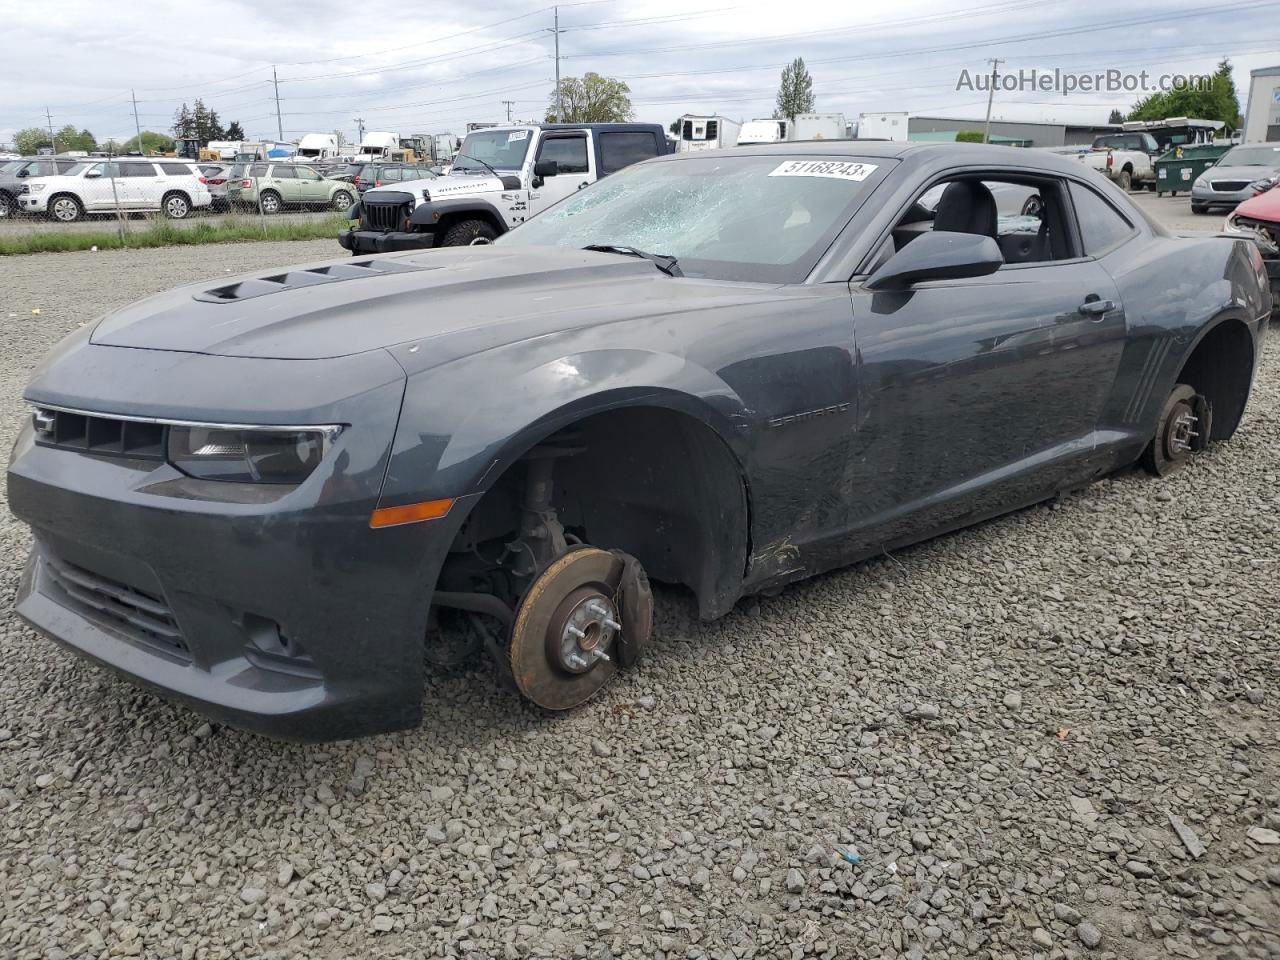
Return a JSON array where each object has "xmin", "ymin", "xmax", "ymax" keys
[{"xmin": 654, "ymin": 140, "xmax": 1104, "ymax": 177}]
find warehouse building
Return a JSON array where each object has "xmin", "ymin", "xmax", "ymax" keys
[
  {"xmin": 1243, "ymin": 66, "xmax": 1280, "ymax": 143},
  {"xmin": 906, "ymin": 116, "xmax": 1118, "ymax": 147}
]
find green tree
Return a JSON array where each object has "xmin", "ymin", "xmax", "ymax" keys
[
  {"xmin": 173, "ymin": 99, "xmax": 224, "ymax": 143},
  {"xmin": 224, "ymin": 120, "xmax": 246, "ymax": 141},
  {"xmin": 546, "ymin": 73, "xmax": 633, "ymax": 123},
  {"xmin": 1128, "ymin": 59, "xmax": 1241, "ymax": 131},
  {"xmin": 1108, "ymin": 108, "xmax": 1125, "ymax": 124},
  {"xmin": 955, "ymin": 130, "xmax": 986, "ymax": 143},
  {"xmin": 774, "ymin": 58, "xmax": 815, "ymax": 121},
  {"xmin": 13, "ymin": 127, "xmax": 51, "ymax": 154},
  {"xmin": 52, "ymin": 125, "xmax": 96, "ymax": 152},
  {"xmin": 122, "ymin": 131, "xmax": 175, "ymax": 154}
]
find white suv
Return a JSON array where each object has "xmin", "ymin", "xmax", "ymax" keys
[{"xmin": 19, "ymin": 158, "xmax": 213, "ymax": 222}]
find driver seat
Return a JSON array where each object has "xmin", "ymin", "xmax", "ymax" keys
[{"xmin": 932, "ymin": 181, "xmax": 998, "ymax": 239}]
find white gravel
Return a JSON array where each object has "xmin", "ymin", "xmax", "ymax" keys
[{"xmin": 1, "ymin": 237, "xmax": 1278, "ymax": 959}]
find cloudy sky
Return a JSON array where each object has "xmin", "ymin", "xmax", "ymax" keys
[{"xmin": 3, "ymin": 0, "xmax": 1274, "ymax": 148}]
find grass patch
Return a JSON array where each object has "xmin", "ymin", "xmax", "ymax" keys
[{"xmin": 0, "ymin": 214, "xmax": 349, "ymax": 255}]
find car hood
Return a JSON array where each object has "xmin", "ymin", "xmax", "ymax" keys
[
  {"xmin": 1234, "ymin": 185, "xmax": 1280, "ymax": 222},
  {"xmin": 1204, "ymin": 164, "xmax": 1277, "ymax": 181},
  {"xmin": 366, "ymin": 172, "xmax": 506, "ymax": 199},
  {"xmin": 89, "ymin": 246, "xmax": 784, "ymax": 361}
]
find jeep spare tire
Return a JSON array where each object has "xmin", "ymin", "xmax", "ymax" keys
[{"xmin": 441, "ymin": 218, "xmax": 498, "ymax": 246}]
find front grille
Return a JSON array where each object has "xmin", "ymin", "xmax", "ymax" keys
[
  {"xmin": 33, "ymin": 408, "xmax": 165, "ymax": 460},
  {"xmin": 43, "ymin": 555, "xmax": 189, "ymax": 659},
  {"xmin": 1211, "ymin": 180, "xmax": 1250, "ymax": 192},
  {"xmin": 363, "ymin": 198, "xmax": 412, "ymax": 232}
]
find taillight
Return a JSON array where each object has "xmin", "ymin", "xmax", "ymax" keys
[
  {"xmin": 241, "ymin": 179, "xmax": 251, "ymax": 188},
  {"xmin": 198, "ymin": 177, "xmax": 208, "ymax": 184},
  {"xmin": 210, "ymin": 178, "xmax": 225, "ymax": 185},
  {"xmin": 375, "ymin": 179, "xmax": 383, "ymax": 186},
  {"xmin": 1106, "ymin": 153, "xmax": 1113, "ymax": 170},
  {"xmin": 353, "ymin": 175, "xmax": 361, "ymax": 185}
]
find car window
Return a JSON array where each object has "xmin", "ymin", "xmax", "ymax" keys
[
  {"xmin": 1069, "ymin": 182, "xmax": 1134, "ymax": 255},
  {"xmin": 159, "ymin": 162, "xmax": 193, "ymax": 176},
  {"xmin": 537, "ymin": 135, "xmax": 589, "ymax": 174},
  {"xmin": 501, "ymin": 154, "xmax": 889, "ymax": 283},
  {"xmin": 34, "ymin": 160, "xmax": 59, "ymax": 176},
  {"xmin": 248, "ymin": 163, "xmax": 267, "ymax": 177},
  {"xmin": 56, "ymin": 160, "xmax": 77, "ymax": 173},
  {"xmin": 297, "ymin": 167, "xmax": 322, "ymax": 181},
  {"xmin": 1221, "ymin": 145, "xmax": 1280, "ymax": 166},
  {"xmin": 120, "ymin": 163, "xmax": 157, "ymax": 177},
  {"xmin": 272, "ymin": 165, "xmax": 296, "ymax": 179},
  {"xmin": 88, "ymin": 162, "xmax": 120, "ymax": 178},
  {"xmin": 892, "ymin": 176, "xmax": 1073, "ymax": 266},
  {"xmin": 599, "ymin": 132, "xmax": 660, "ymax": 175}
]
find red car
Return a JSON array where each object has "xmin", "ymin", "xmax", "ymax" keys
[{"xmin": 1226, "ymin": 186, "xmax": 1280, "ymax": 305}]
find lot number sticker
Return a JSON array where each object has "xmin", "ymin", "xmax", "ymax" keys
[
  {"xmin": 507, "ymin": 130, "xmax": 530, "ymax": 142},
  {"xmin": 768, "ymin": 160, "xmax": 878, "ymax": 181}
]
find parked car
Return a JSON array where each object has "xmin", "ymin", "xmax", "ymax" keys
[
  {"xmin": 341, "ymin": 122, "xmax": 670, "ymax": 254},
  {"xmin": 0, "ymin": 156, "xmax": 80, "ymax": 218},
  {"xmin": 1082, "ymin": 131, "xmax": 1160, "ymax": 190},
  {"xmin": 198, "ymin": 163, "xmax": 232, "ymax": 211},
  {"xmin": 225, "ymin": 162, "xmax": 357, "ymax": 214},
  {"xmin": 323, "ymin": 161, "xmax": 438, "ymax": 194},
  {"xmin": 16, "ymin": 158, "xmax": 212, "ymax": 221},
  {"xmin": 7, "ymin": 142, "xmax": 1270, "ymax": 740},
  {"xmin": 1224, "ymin": 182, "xmax": 1280, "ymax": 305},
  {"xmin": 1190, "ymin": 142, "xmax": 1280, "ymax": 213}
]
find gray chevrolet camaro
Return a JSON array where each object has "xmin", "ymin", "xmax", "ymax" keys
[{"xmin": 8, "ymin": 142, "xmax": 1272, "ymax": 741}]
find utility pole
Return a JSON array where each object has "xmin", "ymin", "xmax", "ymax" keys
[
  {"xmin": 982, "ymin": 58, "xmax": 1004, "ymax": 144},
  {"xmin": 45, "ymin": 107, "xmax": 56, "ymax": 153},
  {"xmin": 272, "ymin": 65, "xmax": 284, "ymax": 141},
  {"xmin": 131, "ymin": 89, "xmax": 143, "ymax": 151},
  {"xmin": 502, "ymin": 100, "xmax": 516, "ymax": 122},
  {"xmin": 353, "ymin": 117, "xmax": 365, "ymax": 145},
  {"xmin": 554, "ymin": 6, "xmax": 562, "ymax": 122}
]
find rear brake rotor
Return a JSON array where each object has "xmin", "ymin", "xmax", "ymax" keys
[{"xmin": 508, "ymin": 547, "xmax": 625, "ymax": 710}]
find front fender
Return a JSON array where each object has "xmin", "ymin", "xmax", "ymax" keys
[
  {"xmin": 408, "ymin": 196, "xmax": 510, "ymax": 233},
  {"xmin": 377, "ymin": 346, "xmax": 752, "ymax": 508}
]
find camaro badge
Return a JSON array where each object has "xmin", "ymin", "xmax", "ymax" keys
[{"xmin": 767, "ymin": 402, "xmax": 851, "ymax": 428}]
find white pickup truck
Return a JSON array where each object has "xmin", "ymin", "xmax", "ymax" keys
[{"xmin": 1081, "ymin": 131, "xmax": 1161, "ymax": 191}]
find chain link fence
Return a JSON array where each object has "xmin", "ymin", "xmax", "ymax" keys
[{"xmin": 0, "ymin": 155, "xmax": 355, "ymax": 253}]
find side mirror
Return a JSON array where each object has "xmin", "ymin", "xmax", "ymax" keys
[
  {"xmin": 16, "ymin": 168, "xmax": 28, "ymax": 177},
  {"xmin": 84, "ymin": 170, "xmax": 102, "ymax": 179},
  {"xmin": 865, "ymin": 231, "xmax": 1004, "ymax": 291},
  {"xmin": 533, "ymin": 160, "xmax": 559, "ymax": 179}
]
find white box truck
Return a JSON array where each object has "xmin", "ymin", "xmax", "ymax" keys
[
  {"xmin": 857, "ymin": 112, "xmax": 908, "ymax": 142},
  {"xmin": 355, "ymin": 132, "xmax": 399, "ymax": 161},
  {"xmin": 295, "ymin": 133, "xmax": 341, "ymax": 163},
  {"xmin": 736, "ymin": 118, "xmax": 791, "ymax": 145},
  {"xmin": 792, "ymin": 113, "xmax": 848, "ymax": 141},
  {"xmin": 676, "ymin": 115, "xmax": 741, "ymax": 152}
]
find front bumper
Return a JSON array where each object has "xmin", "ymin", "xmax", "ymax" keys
[
  {"xmin": 19, "ymin": 193, "xmax": 48, "ymax": 213},
  {"xmin": 1191, "ymin": 185, "xmax": 1255, "ymax": 206},
  {"xmin": 338, "ymin": 228, "xmax": 436, "ymax": 254},
  {"xmin": 7, "ymin": 341, "xmax": 465, "ymax": 741}
]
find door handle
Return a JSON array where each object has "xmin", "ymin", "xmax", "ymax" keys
[
  {"xmin": 578, "ymin": 181, "xmax": 590, "ymax": 190},
  {"xmin": 1079, "ymin": 296, "xmax": 1115, "ymax": 318}
]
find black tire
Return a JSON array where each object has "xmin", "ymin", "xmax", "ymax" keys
[
  {"xmin": 0, "ymin": 192, "xmax": 14, "ymax": 219},
  {"xmin": 258, "ymin": 190, "xmax": 282, "ymax": 215},
  {"xmin": 441, "ymin": 218, "xmax": 498, "ymax": 246},
  {"xmin": 1141, "ymin": 383, "xmax": 1200, "ymax": 477},
  {"xmin": 162, "ymin": 191, "xmax": 191, "ymax": 220},
  {"xmin": 331, "ymin": 190, "xmax": 354, "ymax": 212},
  {"xmin": 1116, "ymin": 169, "xmax": 1132, "ymax": 191},
  {"xmin": 1020, "ymin": 195, "xmax": 1043, "ymax": 218},
  {"xmin": 1191, "ymin": 203, "xmax": 1208, "ymax": 215},
  {"xmin": 47, "ymin": 194, "xmax": 83, "ymax": 223}
]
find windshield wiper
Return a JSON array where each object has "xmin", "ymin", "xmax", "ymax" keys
[
  {"xmin": 453, "ymin": 153, "xmax": 501, "ymax": 178},
  {"xmin": 582, "ymin": 243, "xmax": 682, "ymax": 277}
]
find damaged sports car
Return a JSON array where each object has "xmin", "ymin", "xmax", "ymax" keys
[{"xmin": 8, "ymin": 142, "xmax": 1271, "ymax": 740}]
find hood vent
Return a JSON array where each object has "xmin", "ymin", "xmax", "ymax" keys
[{"xmin": 194, "ymin": 259, "xmax": 426, "ymax": 303}]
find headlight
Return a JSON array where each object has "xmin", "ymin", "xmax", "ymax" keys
[
  {"xmin": 26, "ymin": 183, "xmax": 47, "ymax": 193},
  {"xmin": 167, "ymin": 424, "xmax": 341, "ymax": 484},
  {"xmin": 1249, "ymin": 175, "xmax": 1279, "ymax": 193},
  {"xmin": 1194, "ymin": 176, "xmax": 1208, "ymax": 187}
]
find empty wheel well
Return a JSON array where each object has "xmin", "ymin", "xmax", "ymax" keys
[
  {"xmin": 446, "ymin": 406, "xmax": 750, "ymax": 620},
  {"xmin": 1177, "ymin": 318, "xmax": 1254, "ymax": 441}
]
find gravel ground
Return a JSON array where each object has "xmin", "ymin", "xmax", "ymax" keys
[{"xmin": 1, "ymin": 237, "xmax": 1278, "ymax": 960}]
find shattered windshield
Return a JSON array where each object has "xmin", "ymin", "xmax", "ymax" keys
[
  {"xmin": 452, "ymin": 129, "xmax": 533, "ymax": 172},
  {"xmin": 499, "ymin": 155, "xmax": 888, "ymax": 282}
]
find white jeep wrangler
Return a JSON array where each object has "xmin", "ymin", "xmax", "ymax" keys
[{"xmin": 339, "ymin": 123, "xmax": 670, "ymax": 254}]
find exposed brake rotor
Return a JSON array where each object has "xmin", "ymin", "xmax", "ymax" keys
[{"xmin": 508, "ymin": 547, "xmax": 650, "ymax": 710}]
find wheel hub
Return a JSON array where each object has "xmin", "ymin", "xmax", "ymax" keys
[
  {"xmin": 1165, "ymin": 404, "xmax": 1199, "ymax": 459},
  {"xmin": 552, "ymin": 588, "xmax": 621, "ymax": 674}
]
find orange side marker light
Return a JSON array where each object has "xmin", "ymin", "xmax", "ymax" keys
[{"xmin": 369, "ymin": 498, "xmax": 454, "ymax": 528}]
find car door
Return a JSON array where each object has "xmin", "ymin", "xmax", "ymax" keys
[
  {"xmin": 269, "ymin": 164, "xmax": 296, "ymax": 206},
  {"xmin": 842, "ymin": 174, "xmax": 1126, "ymax": 550},
  {"xmin": 527, "ymin": 131, "xmax": 594, "ymax": 217},
  {"xmin": 121, "ymin": 161, "xmax": 163, "ymax": 209},
  {"xmin": 294, "ymin": 165, "xmax": 326, "ymax": 204},
  {"xmin": 82, "ymin": 161, "xmax": 125, "ymax": 212}
]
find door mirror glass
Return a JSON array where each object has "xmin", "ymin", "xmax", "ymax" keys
[
  {"xmin": 533, "ymin": 160, "xmax": 559, "ymax": 178},
  {"xmin": 865, "ymin": 231, "xmax": 1004, "ymax": 290}
]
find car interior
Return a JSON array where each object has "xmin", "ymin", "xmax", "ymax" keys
[{"xmin": 888, "ymin": 175, "xmax": 1074, "ymax": 266}]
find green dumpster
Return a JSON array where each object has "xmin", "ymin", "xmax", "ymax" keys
[{"xmin": 1154, "ymin": 144, "xmax": 1230, "ymax": 197}]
